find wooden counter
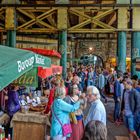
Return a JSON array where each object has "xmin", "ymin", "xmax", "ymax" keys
[{"xmin": 12, "ymin": 112, "xmax": 49, "ymax": 140}]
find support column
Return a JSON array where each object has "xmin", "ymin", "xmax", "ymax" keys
[
  {"xmin": 117, "ymin": 8, "xmax": 128, "ymax": 73},
  {"xmin": 3, "ymin": 0, "xmax": 19, "ymax": 47},
  {"xmin": 59, "ymin": 30, "xmax": 67, "ymax": 79},
  {"xmin": 131, "ymin": 32, "xmax": 140, "ymax": 77},
  {"xmin": 57, "ymin": 8, "xmax": 68, "ymax": 79},
  {"xmin": 6, "ymin": 30, "xmax": 16, "ymax": 47},
  {"xmin": 117, "ymin": 32, "xmax": 127, "ymax": 73},
  {"xmin": 131, "ymin": 7, "xmax": 140, "ymax": 77}
]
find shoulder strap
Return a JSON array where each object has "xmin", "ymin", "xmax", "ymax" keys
[{"xmin": 52, "ymin": 105, "xmax": 63, "ymax": 127}]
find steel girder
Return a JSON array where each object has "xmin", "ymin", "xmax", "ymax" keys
[{"xmin": 0, "ymin": 6, "xmax": 139, "ymax": 33}]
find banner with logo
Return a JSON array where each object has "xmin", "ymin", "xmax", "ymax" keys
[{"xmin": 0, "ymin": 45, "xmax": 51, "ymax": 91}]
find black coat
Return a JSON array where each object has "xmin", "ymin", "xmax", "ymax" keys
[{"xmin": 121, "ymin": 88, "xmax": 140, "ymax": 114}]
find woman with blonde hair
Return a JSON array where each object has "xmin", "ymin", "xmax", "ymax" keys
[
  {"xmin": 82, "ymin": 120, "xmax": 107, "ymax": 140},
  {"xmin": 50, "ymin": 86, "xmax": 80, "ymax": 140}
]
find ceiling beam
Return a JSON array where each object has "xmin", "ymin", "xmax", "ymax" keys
[
  {"xmin": 108, "ymin": 12, "xmax": 116, "ymax": 26},
  {"xmin": 0, "ymin": 4, "xmax": 138, "ymax": 8},
  {"xmin": 17, "ymin": 8, "xmax": 57, "ymax": 30}
]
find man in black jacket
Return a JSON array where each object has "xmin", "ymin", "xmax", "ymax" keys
[{"xmin": 121, "ymin": 79, "xmax": 140, "ymax": 140}]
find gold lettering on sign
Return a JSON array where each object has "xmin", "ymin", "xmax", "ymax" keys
[
  {"xmin": 26, "ymin": 77, "xmax": 34, "ymax": 84},
  {"xmin": 18, "ymin": 75, "xmax": 26, "ymax": 84},
  {"xmin": 13, "ymin": 75, "xmax": 34, "ymax": 85}
]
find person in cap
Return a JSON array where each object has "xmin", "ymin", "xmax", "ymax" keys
[
  {"xmin": 84, "ymin": 86, "xmax": 106, "ymax": 126},
  {"xmin": 121, "ymin": 78, "xmax": 140, "ymax": 140}
]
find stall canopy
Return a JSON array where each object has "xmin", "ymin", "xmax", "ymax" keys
[
  {"xmin": 38, "ymin": 65, "xmax": 62, "ymax": 79},
  {"xmin": 22, "ymin": 48, "xmax": 61, "ymax": 58},
  {"xmin": 0, "ymin": 45, "xmax": 51, "ymax": 91}
]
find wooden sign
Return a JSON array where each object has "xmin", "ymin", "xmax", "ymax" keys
[{"xmin": 13, "ymin": 68, "xmax": 38, "ymax": 87}]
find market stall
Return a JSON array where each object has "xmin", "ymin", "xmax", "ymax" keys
[
  {"xmin": 0, "ymin": 45, "xmax": 51, "ymax": 139},
  {"xmin": 0, "ymin": 45, "xmax": 51, "ymax": 91},
  {"xmin": 22, "ymin": 48, "xmax": 61, "ymax": 65},
  {"xmin": 21, "ymin": 47, "xmax": 62, "ymax": 79}
]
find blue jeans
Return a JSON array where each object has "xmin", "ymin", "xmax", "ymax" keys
[
  {"xmin": 78, "ymin": 83, "xmax": 83, "ymax": 92},
  {"xmin": 81, "ymin": 81, "xmax": 85, "ymax": 91},
  {"xmin": 124, "ymin": 114, "xmax": 135, "ymax": 131},
  {"xmin": 87, "ymin": 80, "xmax": 93, "ymax": 86},
  {"xmin": 135, "ymin": 112, "xmax": 140, "ymax": 137},
  {"xmin": 114, "ymin": 101, "xmax": 121, "ymax": 121},
  {"xmin": 99, "ymin": 88, "xmax": 107, "ymax": 100}
]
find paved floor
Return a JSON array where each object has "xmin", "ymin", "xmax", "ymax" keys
[{"xmin": 104, "ymin": 97, "xmax": 129, "ymax": 140}]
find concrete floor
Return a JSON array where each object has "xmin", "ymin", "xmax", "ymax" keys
[{"xmin": 104, "ymin": 97, "xmax": 129, "ymax": 140}]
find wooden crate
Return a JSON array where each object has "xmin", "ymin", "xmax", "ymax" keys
[
  {"xmin": 13, "ymin": 121, "xmax": 46, "ymax": 140},
  {"xmin": 12, "ymin": 112, "xmax": 48, "ymax": 140}
]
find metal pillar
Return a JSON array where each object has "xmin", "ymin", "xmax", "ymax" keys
[
  {"xmin": 117, "ymin": 32, "xmax": 127, "ymax": 73},
  {"xmin": 3, "ymin": 0, "xmax": 19, "ymax": 48},
  {"xmin": 59, "ymin": 30, "xmax": 67, "ymax": 79},
  {"xmin": 6, "ymin": 30, "xmax": 16, "ymax": 47},
  {"xmin": 131, "ymin": 7, "xmax": 140, "ymax": 78},
  {"xmin": 131, "ymin": 32, "xmax": 140, "ymax": 77}
]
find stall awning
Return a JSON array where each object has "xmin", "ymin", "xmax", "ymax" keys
[
  {"xmin": 38, "ymin": 65, "xmax": 62, "ymax": 79},
  {"xmin": 22, "ymin": 48, "xmax": 61, "ymax": 58},
  {"xmin": 0, "ymin": 45, "xmax": 51, "ymax": 91}
]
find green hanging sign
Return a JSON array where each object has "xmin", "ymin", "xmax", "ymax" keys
[{"xmin": 13, "ymin": 68, "xmax": 38, "ymax": 87}]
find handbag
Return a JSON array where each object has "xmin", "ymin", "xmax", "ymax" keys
[{"xmin": 52, "ymin": 106, "xmax": 72, "ymax": 136}]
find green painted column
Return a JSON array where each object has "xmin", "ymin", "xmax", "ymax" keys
[
  {"xmin": 6, "ymin": 30, "xmax": 16, "ymax": 47},
  {"xmin": 3, "ymin": 0, "xmax": 19, "ymax": 48},
  {"xmin": 59, "ymin": 30, "xmax": 67, "ymax": 79},
  {"xmin": 117, "ymin": 31, "xmax": 126, "ymax": 73},
  {"xmin": 131, "ymin": 32, "xmax": 140, "ymax": 77}
]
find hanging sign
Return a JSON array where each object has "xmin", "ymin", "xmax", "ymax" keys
[{"xmin": 13, "ymin": 68, "xmax": 38, "ymax": 87}]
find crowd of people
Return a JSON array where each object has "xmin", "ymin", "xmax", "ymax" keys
[
  {"xmin": 1, "ymin": 64, "xmax": 140, "ymax": 140},
  {"xmin": 113, "ymin": 73, "xmax": 140, "ymax": 140},
  {"xmin": 42, "ymin": 64, "xmax": 140, "ymax": 140},
  {"xmin": 43, "ymin": 65, "xmax": 108, "ymax": 140}
]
